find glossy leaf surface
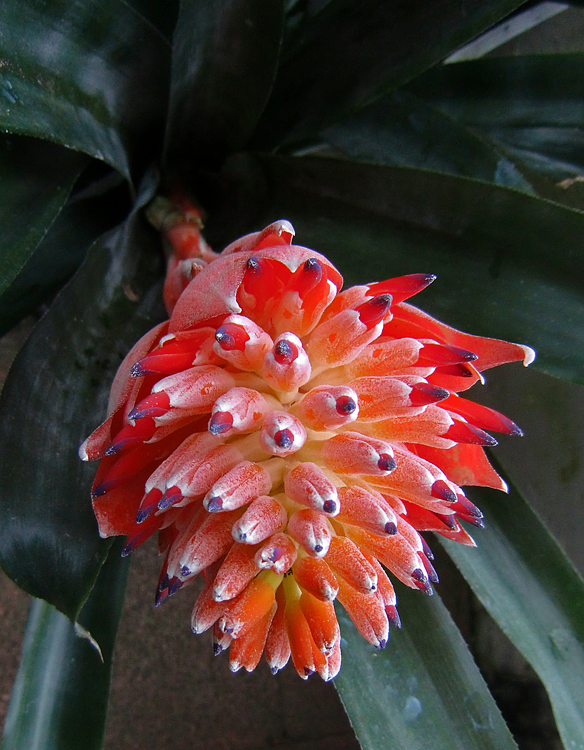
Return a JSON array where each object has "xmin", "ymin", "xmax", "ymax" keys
[
  {"xmin": 0, "ymin": 173, "xmax": 165, "ymax": 620},
  {"xmin": 409, "ymin": 53, "xmax": 584, "ymax": 182},
  {"xmin": 321, "ymin": 90, "xmax": 534, "ymax": 192},
  {"xmin": 442, "ymin": 474, "xmax": 584, "ymax": 750},
  {"xmin": 0, "ymin": 0, "xmax": 171, "ymax": 178},
  {"xmin": 0, "ymin": 169, "xmax": 130, "ymax": 337},
  {"xmin": 1, "ymin": 541, "xmax": 129, "ymax": 750},
  {"xmin": 124, "ymin": 0, "xmax": 179, "ymax": 42},
  {"xmin": 335, "ymin": 589, "xmax": 518, "ymax": 750},
  {"xmin": 165, "ymin": 0, "xmax": 284, "ymax": 170},
  {"xmin": 0, "ymin": 136, "xmax": 86, "ymax": 301},
  {"xmin": 256, "ymin": 155, "xmax": 584, "ymax": 382},
  {"xmin": 253, "ymin": 0, "xmax": 529, "ymax": 147}
]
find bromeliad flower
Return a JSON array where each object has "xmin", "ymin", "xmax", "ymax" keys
[{"xmin": 80, "ymin": 202, "xmax": 534, "ymax": 680}]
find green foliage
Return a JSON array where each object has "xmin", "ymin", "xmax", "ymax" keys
[
  {"xmin": 1, "ymin": 1, "xmax": 583, "ymax": 749},
  {"xmin": 0, "ymin": 0, "xmax": 171, "ymax": 178},
  {"xmin": 335, "ymin": 592, "xmax": 519, "ymax": 750},
  {"xmin": 0, "ymin": 138, "xmax": 87, "ymax": 302},
  {"xmin": 0, "ymin": 171, "xmax": 164, "ymax": 619},
  {"xmin": 258, "ymin": 155, "xmax": 584, "ymax": 382},
  {"xmin": 443, "ymin": 472, "xmax": 584, "ymax": 750},
  {"xmin": 165, "ymin": 0, "xmax": 285, "ymax": 169},
  {"xmin": 2, "ymin": 541, "xmax": 129, "ymax": 750}
]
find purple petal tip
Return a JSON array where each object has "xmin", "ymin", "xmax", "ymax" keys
[{"xmin": 206, "ymin": 496, "xmax": 223, "ymax": 513}]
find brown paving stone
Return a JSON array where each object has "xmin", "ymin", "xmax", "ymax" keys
[
  {"xmin": 0, "ymin": 319, "xmax": 35, "ymax": 732},
  {"xmin": 0, "ymin": 573, "xmax": 30, "ymax": 731}
]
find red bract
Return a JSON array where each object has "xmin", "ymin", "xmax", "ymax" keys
[{"xmin": 81, "ymin": 204, "xmax": 534, "ymax": 680}]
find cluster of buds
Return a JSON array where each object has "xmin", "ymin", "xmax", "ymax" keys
[{"xmin": 81, "ymin": 204, "xmax": 533, "ymax": 680}]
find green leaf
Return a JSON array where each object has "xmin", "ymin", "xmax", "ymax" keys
[
  {"xmin": 334, "ymin": 589, "xmax": 518, "ymax": 750},
  {"xmin": 441, "ymin": 473, "xmax": 584, "ymax": 750},
  {"xmin": 2, "ymin": 540, "xmax": 129, "ymax": 750},
  {"xmin": 255, "ymin": 155, "xmax": 584, "ymax": 382},
  {"xmin": 124, "ymin": 0, "xmax": 179, "ymax": 42},
  {"xmin": 0, "ymin": 136, "xmax": 87, "ymax": 302},
  {"xmin": 253, "ymin": 0, "xmax": 529, "ymax": 148},
  {"xmin": 165, "ymin": 0, "xmax": 285, "ymax": 171},
  {"xmin": 0, "ymin": 167, "xmax": 130, "ymax": 337},
  {"xmin": 408, "ymin": 53, "xmax": 584, "ymax": 183},
  {"xmin": 0, "ymin": 0, "xmax": 171, "ymax": 178},
  {"xmin": 321, "ymin": 90, "xmax": 534, "ymax": 191},
  {"xmin": 0, "ymin": 170, "xmax": 165, "ymax": 621}
]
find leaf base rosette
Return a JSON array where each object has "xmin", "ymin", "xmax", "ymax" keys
[{"xmin": 81, "ymin": 212, "xmax": 533, "ymax": 680}]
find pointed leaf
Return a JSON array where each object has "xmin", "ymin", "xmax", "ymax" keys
[
  {"xmin": 165, "ymin": 0, "xmax": 285, "ymax": 170},
  {"xmin": 409, "ymin": 53, "xmax": 584, "ymax": 183},
  {"xmin": 0, "ymin": 167, "xmax": 130, "ymax": 337},
  {"xmin": 0, "ymin": 136, "xmax": 87, "ymax": 301},
  {"xmin": 253, "ymin": 0, "xmax": 529, "ymax": 148},
  {"xmin": 0, "ymin": 0, "xmax": 171, "ymax": 177},
  {"xmin": 441, "ymin": 472, "xmax": 584, "ymax": 750},
  {"xmin": 0, "ymin": 172, "xmax": 165, "ymax": 620},
  {"xmin": 2, "ymin": 540, "xmax": 129, "ymax": 750},
  {"xmin": 255, "ymin": 155, "xmax": 584, "ymax": 382},
  {"xmin": 321, "ymin": 90, "xmax": 534, "ymax": 191},
  {"xmin": 335, "ymin": 589, "xmax": 518, "ymax": 750},
  {"xmin": 124, "ymin": 0, "xmax": 179, "ymax": 41}
]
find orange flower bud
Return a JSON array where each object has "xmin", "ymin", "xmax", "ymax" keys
[{"xmin": 81, "ymin": 215, "xmax": 533, "ymax": 679}]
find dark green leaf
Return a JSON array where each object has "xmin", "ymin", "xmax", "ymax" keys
[
  {"xmin": 253, "ymin": 0, "xmax": 529, "ymax": 148},
  {"xmin": 2, "ymin": 540, "xmax": 129, "ymax": 750},
  {"xmin": 335, "ymin": 589, "xmax": 518, "ymax": 750},
  {"xmin": 0, "ymin": 167, "xmax": 130, "ymax": 337},
  {"xmin": 124, "ymin": 0, "xmax": 179, "ymax": 42},
  {"xmin": 409, "ymin": 54, "xmax": 584, "ymax": 183},
  {"xmin": 165, "ymin": 0, "xmax": 285, "ymax": 171},
  {"xmin": 321, "ymin": 90, "xmax": 534, "ymax": 191},
  {"xmin": 0, "ymin": 0, "xmax": 171, "ymax": 178},
  {"xmin": 441, "ymin": 472, "xmax": 584, "ymax": 750},
  {"xmin": 255, "ymin": 155, "xmax": 584, "ymax": 382},
  {"xmin": 0, "ymin": 136, "xmax": 87, "ymax": 301},
  {"xmin": 0, "ymin": 171, "xmax": 165, "ymax": 621}
]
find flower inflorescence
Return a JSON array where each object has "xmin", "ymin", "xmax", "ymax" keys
[{"xmin": 81, "ymin": 204, "xmax": 533, "ymax": 680}]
